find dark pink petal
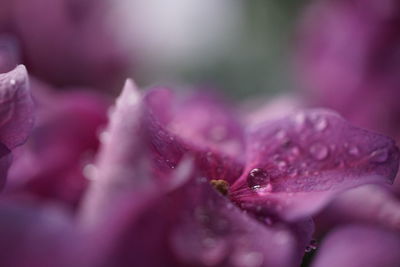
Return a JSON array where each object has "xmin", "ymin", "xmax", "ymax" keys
[
  {"xmin": 144, "ymin": 88, "xmax": 244, "ymax": 183},
  {"xmin": 0, "ymin": 65, "xmax": 34, "ymax": 149},
  {"xmin": 231, "ymin": 109, "xmax": 399, "ymax": 221},
  {"xmin": 86, "ymin": 177, "xmax": 298, "ymax": 267},
  {"xmin": 312, "ymin": 225, "xmax": 400, "ymax": 267},
  {"xmin": 7, "ymin": 83, "xmax": 108, "ymax": 208},
  {"xmin": 315, "ymin": 184, "xmax": 400, "ymax": 236},
  {"xmin": 12, "ymin": 0, "xmax": 130, "ymax": 89}
]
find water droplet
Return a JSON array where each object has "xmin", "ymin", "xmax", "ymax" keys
[
  {"xmin": 247, "ymin": 168, "xmax": 270, "ymax": 190},
  {"xmin": 209, "ymin": 125, "xmax": 227, "ymax": 141},
  {"xmin": 231, "ymin": 251, "xmax": 264, "ymax": 267},
  {"xmin": 9, "ymin": 79, "xmax": 16, "ymax": 86},
  {"xmin": 293, "ymin": 112, "xmax": 306, "ymax": 126},
  {"xmin": 314, "ymin": 117, "xmax": 328, "ymax": 131},
  {"xmin": 348, "ymin": 145, "xmax": 359, "ymax": 156},
  {"xmin": 305, "ymin": 239, "xmax": 318, "ymax": 252},
  {"xmin": 275, "ymin": 130, "xmax": 286, "ymax": 139},
  {"xmin": 83, "ymin": 164, "xmax": 97, "ymax": 180},
  {"xmin": 99, "ymin": 131, "xmax": 110, "ymax": 143},
  {"xmin": 309, "ymin": 143, "xmax": 329, "ymax": 160},
  {"xmin": 290, "ymin": 146, "xmax": 300, "ymax": 156},
  {"xmin": 370, "ymin": 148, "xmax": 389, "ymax": 163},
  {"xmin": 276, "ymin": 160, "xmax": 287, "ymax": 169}
]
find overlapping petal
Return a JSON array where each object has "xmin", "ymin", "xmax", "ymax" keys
[
  {"xmin": 143, "ymin": 88, "xmax": 244, "ymax": 183},
  {"xmin": 0, "ymin": 65, "xmax": 34, "ymax": 149},
  {"xmin": 7, "ymin": 82, "xmax": 108, "ymax": 208},
  {"xmin": 231, "ymin": 109, "xmax": 399, "ymax": 221},
  {"xmin": 85, "ymin": 177, "xmax": 298, "ymax": 267},
  {"xmin": 312, "ymin": 225, "xmax": 400, "ymax": 267}
]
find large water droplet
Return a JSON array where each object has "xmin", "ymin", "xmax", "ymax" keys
[
  {"xmin": 370, "ymin": 148, "xmax": 389, "ymax": 163},
  {"xmin": 309, "ymin": 143, "xmax": 329, "ymax": 160},
  {"xmin": 247, "ymin": 168, "xmax": 270, "ymax": 190}
]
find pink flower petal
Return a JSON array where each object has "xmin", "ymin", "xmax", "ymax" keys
[
  {"xmin": 231, "ymin": 109, "xmax": 399, "ymax": 221},
  {"xmin": 312, "ymin": 225, "xmax": 400, "ymax": 267},
  {"xmin": 0, "ymin": 65, "xmax": 34, "ymax": 149},
  {"xmin": 7, "ymin": 82, "xmax": 108, "ymax": 208},
  {"xmin": 143, "ymin": 88, "xmax": 244, "ymax": 183}
]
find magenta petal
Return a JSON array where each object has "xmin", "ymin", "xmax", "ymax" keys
[
  {"xmin": 89, "ymin": 178, "xmax": 298, "ymax": 267},
  {"xmin": 144, "ymin": 88, "xmax": 244, "ymax": 183},
  {"xmin": 312, "ymin": 226, "xmax": 400, "ymax": 267},
  {"xmin": 7, "ymin": 84, "xmax": 108, "ymax": 208},
  {"xmin": 231, "ymin": 109, "xmax": 399, "ymax": 221},
  {"xmin": 0, "ymin": 65, "xmax": 34, "ymax": 149}
]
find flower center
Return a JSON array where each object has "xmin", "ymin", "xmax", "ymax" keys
[{"xmin": 210, "ymin": 179, "xmax": 230, "ymax": 196}]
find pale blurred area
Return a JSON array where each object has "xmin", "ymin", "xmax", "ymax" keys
[{"xmin": 110, "ymin": 0, "xmax": 306, "ymax": 98}]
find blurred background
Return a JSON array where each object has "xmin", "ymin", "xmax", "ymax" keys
[{"xmin": 0, "ymin": 0, "xmax": 308, "ymax": 98}]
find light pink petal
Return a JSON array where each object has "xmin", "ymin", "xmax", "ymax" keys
[
  {"xmin": 80, "ymin": 80, "xmax": 155, "ymax": 224},
  {"xmin": 312, "ymin": 225, "xmax": 400, "ymax": 267},
  {"xmin": 231, "ymin": 109, "xmax": 399, "ymax": 221},
  {"xmin": 0, "ymin": 65, "xmax": 34, "ymax": 149}
]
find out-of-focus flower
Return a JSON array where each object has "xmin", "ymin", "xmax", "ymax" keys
[
  {"xmin": 0, "ymin": 65, "xmax": 34, "ymax": 188},
  {"xmin": 296, "ymin": 0, "xmax": 400, "ymax": 140},
  {"xmin": 0, "ymin": 0, "xmax": 131, "ymax": 90},
  {"xmin": 112, "ymin": 0, "xmax": 243, "ymax": 73},
  {"xmin": 78, "ymin": 80, "xmax": 399, "ymax": 266},
  {"xmin": 7, "ymin": 79, "xmax": 109, "ymax": 209}
]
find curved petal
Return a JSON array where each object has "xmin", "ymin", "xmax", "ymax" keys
[
  {"xmin": 85, "ymin": 177, "xmax": 298, "ymax": 267},
  {"xmin": 231, "ymin": 109, "xmax": 399, "ymax": 221},
  {"xmin": 312, "ymin": 225, "xmax": 400, "ymax": 267},
  {"xmin": 143, "ymin": 88, "xmax": 244, "ymax": 183},
  {"xmin": 315, "ymin": 184, "xmax": 400, "ymax": 235},
  {"xmin": 7, "ymin": 84, "xmax": 108, "ymax": 208},
  {"xmin": 0, "ymin": 65, "xmax": 34, "ymax": 149},
  {"xmin": 79, "ymin": 79, "xmax": 157, "ymax": 225}
]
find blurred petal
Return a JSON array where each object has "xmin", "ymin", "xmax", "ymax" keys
[
  {"xmin": 315, "ymin": 184, "xmax": 400, "ymax": 235},
  {"xmin": 0, "ymin": 65, "xmax": 34, "ymax": 149},
  {"xmin": 0, "ymin": 199, "xmax": 79, "ymax": 267},
  {"xmin": 312, "ymin": 225, "xmax": 400, "ymax": 267},
  {"xmin": 80, "ymin": 79, "xmax": 153, "ymax": 224},
  {"xmin": 13, "ymin": 0, "xmax": 130, "ymax": 89},
  {"xmin": 7, "ymin": 84, "xmax": 108, "ymax": 208},
  {"xmin": 231, "ymin": 109, "xmax": 399, "ymax": 221},
  {"xmin": 144, "ymin": 88, "xmax": 244, "ymax": 183},
  {"xmin": 87, "ymin": 177, "xmax": 298, "ymax": 267},
  {"xmin": 0, "ymin": 35, "xmax": 20, "ymax": 73}
]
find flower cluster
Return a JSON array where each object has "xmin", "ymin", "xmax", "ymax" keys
[{"xmin": 0, "ymin": 0, "xmax": 399, "ymax": 267}]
